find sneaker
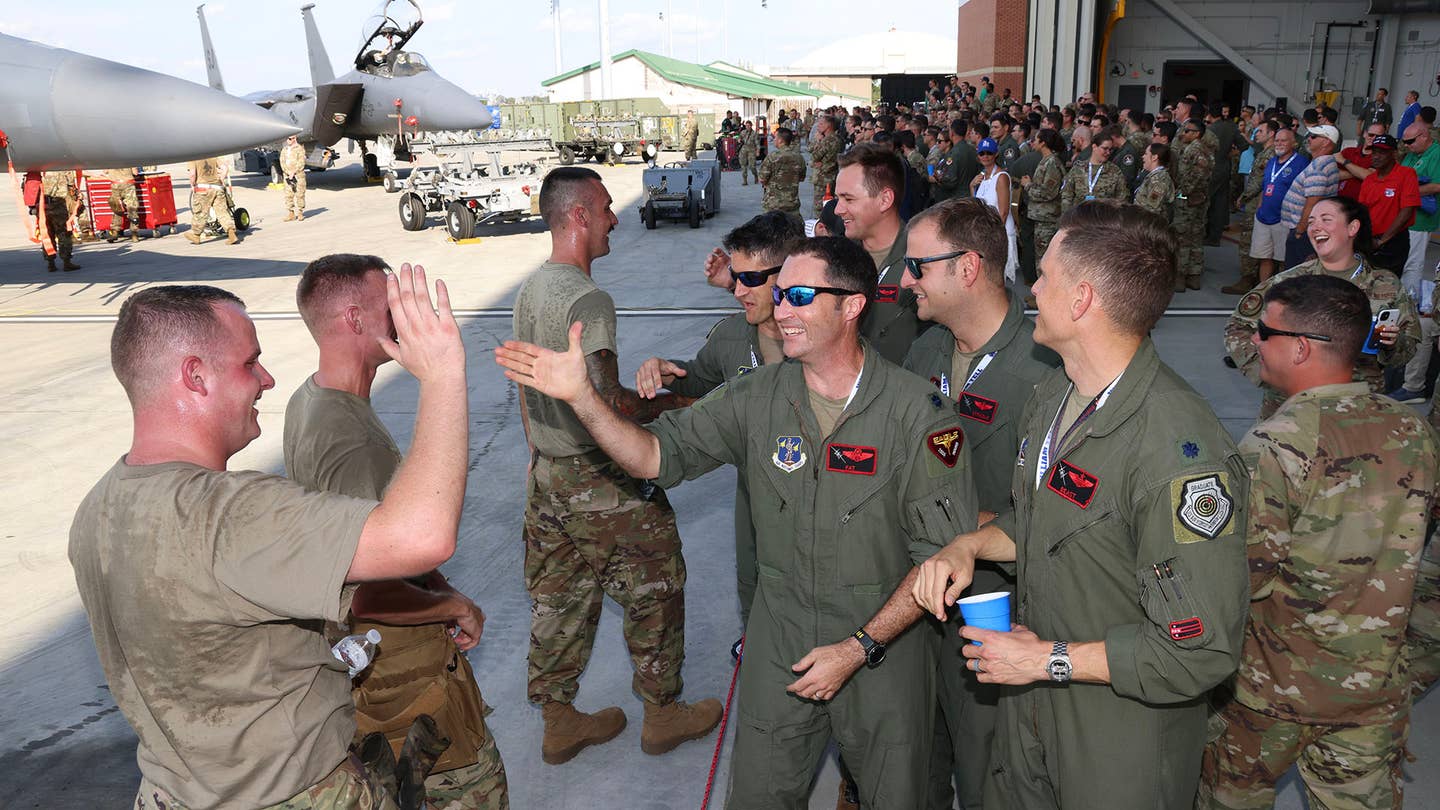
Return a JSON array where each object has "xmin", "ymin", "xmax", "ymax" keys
[{"xmin": 1387, "ymin": 387, "xmax": 1426, "ymax": 404}]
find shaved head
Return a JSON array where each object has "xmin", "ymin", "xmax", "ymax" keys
[
  {"xmin": 296, "ymin": 253, "xmax": 391, "ymax": 337},
  {"xmin": 111, "ymin": 285, "xmax": 245, "ymax": 405}
]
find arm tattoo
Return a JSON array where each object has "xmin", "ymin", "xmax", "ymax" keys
[{"xmin": 586, "ymin": 350, "xmax": 687, "ymax": 423}]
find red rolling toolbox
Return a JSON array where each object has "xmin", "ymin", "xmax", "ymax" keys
[{"xmin": 84, "ymin": 172, "xmax": 179, "ymax": 236}]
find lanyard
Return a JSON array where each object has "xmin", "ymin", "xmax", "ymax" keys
[
  {"xmin": 1267, "ymin": 155, "xmax": 1296, "ymax": 185},
  {"xmin": 1348, "ymin": 256, "xmax": 1365, "ymax": 281},
  {"xmin": 940, "ymin": 351, "xmax": 996, "ymax": 397},
  {"xmin": 1035, "ymin": 375, "xmax": 1122, "ymax": 489},
  {"xmin": 844, "ymin": 369, "xmax": 863, "ymax": 410},
  {"xmin": 1086, "ymin": 163, "xmax": 1102, "ymax": 195},
  {"xmin": 749, "ymin": 346, "xmax": 759, "ymax": 369}
]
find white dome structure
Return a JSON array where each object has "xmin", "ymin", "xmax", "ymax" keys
[{"xmin": 773, "ymin": 30, "xmax": 956, "ymax": 78}]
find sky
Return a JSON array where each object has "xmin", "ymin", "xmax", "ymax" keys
[{"xmin": 2, "ymin": 0, "xmax": 961, "ymax": 99}]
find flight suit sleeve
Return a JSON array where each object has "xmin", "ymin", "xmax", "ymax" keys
[
  {"xmin": 667, "ymin": 319, "xmax": 730, "ymax": 398},
  {"xmin": 901, "ymin": 413, "xmax": 981, "ymax": 565},
  {"xmin": 646, "ymin": 378, "xmax": 749, "ymax": 488},
  {"xmin": 1104, "ymin": 450, "xmax": 1251, "ymax": 704}
]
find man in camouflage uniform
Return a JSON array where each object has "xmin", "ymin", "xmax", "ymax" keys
[
  {"xmin": 758, "ymin": 127, "xmax": 806, "ymax": 214},
  {"xmin": 809, "ymin": 115, "xmax": 842, "ymax": 215},
  {"xmin": 683, "ymin": 111, "xmax": 699, "ymax": 161},
  {"xmin": 1022, "ymin": 131, "xmax": 1065, "ymax": 263},
  {"xmin": 511, "ymin": 167, "xmax": 721, "ymax": 765},
  {"xmin": 187, "ymin": 156, "xmax": 237, "ymax": 245},
  {"xmin": 104, "ymin": 166, "xmax": 143, "ymax": 243},
  {"xmin": 1133, "ymin": 145, "xmax": 1176, "ymax": 224},
  {"xmin": 37, "ymin": 170, "xmax": 81, "ymax": 271},
  {"xmin": 1222, "ymin": 122, "xmax": 1275, "ymax": 294},
  {"xmin": 1198, "ymin": 275, "xmax": 1440, "ymax": 810},
  {"xmin": 1225, "ymin": 239, "xmax": 1420, "ymax": 419},
  {"xmin": 285, "ymin": 254, "xmax": 509, "ymax": 810},
  {"xmin": 1173, "ymin": 119, "xmax": 1214, "ymax": 291},
  {"xmin": 737, "ymin": 121, "xmax": 759, "ymax": 186},
  {"xmin": 280, "ymin": 134, "xmax": 308, "ymax": 221}
]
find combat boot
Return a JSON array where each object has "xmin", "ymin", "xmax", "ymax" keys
[
  {"xmin": 541, "ymin": 701, "xmax": 627, "ymax": 764},
  {"xmin": 130, "ymin": 230, "xmax": 140, "ymax": 243},
  {"xmin": 640, "ymin": 698, "xmax": 723, "ymax": 755},
  {"xmin": 186, "ymin": 230, "xmax": 202, "ymax": 245},
  {"xmin": 296, "ymin": 212, "xmax": 305, "ymax": 221},
  {"xmin": 1221, "ymin": 273, "xmax": 1257, "ymax": 295},
  {"xmin": 225, "ymin": 228, "xmax": 239, "ymax": 245},
  {"xmin": 63, "ymin": 258, "xmax": 81, "ymax": 271},
  {"xmin": 105, "ymin": 229, "xmax": 119, "ymax": 243},
  {"xmin": 45, "ymin": 256, "xmax": 57, "ymax": 272},
  {"xmin": 283, "ymin": 212, "xmax": 295, "ymax": 222}
]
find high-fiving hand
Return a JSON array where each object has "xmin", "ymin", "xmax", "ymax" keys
[{"xmin": 494, "ymin": 321, "xmax": 591, "ymax": 404}]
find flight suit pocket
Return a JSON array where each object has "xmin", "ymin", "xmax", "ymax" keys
[
  {"xmin": 1136, "ymin": 557, "xmax": 1216, "ymax": 650},
  {"xmin": 907, "ymin": 493, "xmax": 968, "ymax": 544},
  {"xmin": 1046, "ymin": 510, "xmax": 1117, "ymax": 556}
]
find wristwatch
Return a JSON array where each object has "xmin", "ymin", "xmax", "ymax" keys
[
  {"xmin": 1046, "ymin": 640, "xmax": 1073, "ymax": 683},
  {"xmin": 852, "ymin": 627, "xmax": 887, "ymax": 668}
]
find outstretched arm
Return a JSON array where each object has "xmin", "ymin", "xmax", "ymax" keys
[{"xmin": 584, "ymin": 349, "xmax": 686, "ymax": 423}]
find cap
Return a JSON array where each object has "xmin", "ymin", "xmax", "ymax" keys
[
  {"xmin": 977, "ymin": 137, "xmax": 998, "ymax": 154},
  {"xmin": 1307, "ymin": 124, "xmax": 1340, "ymax": 145},
  {"xmin": 1371, "ymin": 134, "xmax": 1399, "ymax": 151}
]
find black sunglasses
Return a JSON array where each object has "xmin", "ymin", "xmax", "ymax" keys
[
  {"xmin": 904, "ymin": 249, "xmax": 982, "ymax": 279},
  {"xmin": 1257, "ymin": 319, "xmax": 1332, "ymax": 342},
  {"xmin": 772, "ymin": 285, "xmax": 863, "ymax": 307},
  {"xmin": 730, "ymin": 265, "xmax": 782, "ymax": 287},
  {"xmin": 1403, "ymin": 136, "xmax": 1420, "ymax": 145}
]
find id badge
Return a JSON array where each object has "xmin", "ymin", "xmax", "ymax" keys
[
  {"xmin": 1085, "ymin": 195, "xmax": 1096, "ymax": 201},
  {"xmin": 1264, "ymin": 183, "xmax": 1275, "ymax": 196}
]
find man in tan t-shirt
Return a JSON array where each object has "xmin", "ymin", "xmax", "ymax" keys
[
  {"xmin": 69, "ymin": 268, "xmax": 468, "ymax": 810},
  {"xmin": 285, "ymin": 253, "xmax": 509, "ymax": 809},
  {"xmin": 512, "ymin": 166, "xmax": 721, "ymax": 765}
]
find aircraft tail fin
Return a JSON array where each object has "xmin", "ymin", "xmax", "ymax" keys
[
  {"xmin": 300, "ymin": 4, "xmax": 336, "ymax": 86},
  {"xmin": 197, "ymin": 4, "xmax": 225, "ymax": 91}
]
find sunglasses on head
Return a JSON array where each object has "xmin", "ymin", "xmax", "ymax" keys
[
  {"xmin": 1256, "ymin": 319, "xmax": 1332, "ymax": 342},
  {"xmin": 772, "ymin": 285, "xmax": 863, "ymax": 307},
  {"xmin": 904, "ymin": 249, "xmax": 982, "ymax": 279},
  {"xmin": 730, "ymin": 265, "xmax": 782, "ymax": 287}
]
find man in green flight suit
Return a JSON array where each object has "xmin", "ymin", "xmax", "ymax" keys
[
  {"xmin": 835, "ymin": 143, "xmax": 931, "ymax": 364},
  {"xmin": 497, "ymin": 236, "xmax": 979, "ymax": 809},
  {"xmin": 932, "ymin": 120, "xmax": 980, "ymax": 203},
  {"xmin": 900, "ymin": 198, "xmax": 1060, "ymax": 810},
  {"xmin": 634, "ymin": 211, "xmax": 804, "ymax": 634},
  {"xmin": 914, "ymin": 201, "xmax": 1251, "ymax": 810}
]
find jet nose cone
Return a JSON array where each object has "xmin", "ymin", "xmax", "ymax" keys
[
  {"xmin": 51, "ymin": 54, "xmax": 299, "ymax": 168},
  {"xmin": 402, "ymin": 76, "xmax": 493, "ymax": 132}
]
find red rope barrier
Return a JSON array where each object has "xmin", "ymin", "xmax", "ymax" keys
[{"xmin": 700, "ymin": 638, "xmax": 742, "ymax": 810}]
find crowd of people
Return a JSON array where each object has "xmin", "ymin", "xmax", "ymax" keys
[{"xmin": 68, "ymin": 75, "xmax": 1440, "ymax": 810}]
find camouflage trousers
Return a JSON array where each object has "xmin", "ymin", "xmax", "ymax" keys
[
  {"xmin": 192, "ymin": 188, "xmax": 234, "ymax": 233},
  {"xmin": 1173, "ymin": 202, "xmax": 1207, "ymax": 280},
  {"xmin": 1408, "ymin": 530, "xmax": 1440, "ymax": 701},
  {"xmin": 426, "ymin": 742, "xmax": 509, "ymax": 810},
  {"xmin": 1197, "ymin": 699, "xmax": 1407, "ymax": 810},
  {"xmin": 39, "ymin": 197, "xmax": 73, "ymax": 260},
  {"xmin": 135, "ymin": 755, "xmax": 398, "ymax": 810},
  {"xmin": 284, "ymin": 173, "xmax": 308, "ymax": 215},
  {"xmin": 108, "ymin": 183, "xmax": 141, "ymax": 234},
  {"xmin": 739, "ymin": 153, "xmax": 757, "ymax": 184},
  {"xmin": 814, "ymin": 172, "xmax": 836, "ymax": 216},
  {"xmin": 685, "ymin": 140, "xmax": 698, "ymax": 160},
  {"xmin": 1033, "ymin": 220, "xmax": 1058, "ymax": 263},
  {"xmin": 1235, "ymin": 203, "xmax": 1259, "ymax": 282},
  {"xmin": 524, "ymin": 451, "xmax": 686, "ymax": 706}
]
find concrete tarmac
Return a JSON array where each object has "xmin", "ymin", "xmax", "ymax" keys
[{"xmin": 2, "ymin": 151, "xmax": 1437, "ymax": 808}]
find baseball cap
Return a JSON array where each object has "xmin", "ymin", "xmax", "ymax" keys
[
  {"xmin": 977, "ymin": 137, "xmax": 998, "ymax": 154},
  {"xmin": 1371, "ymin": 134, "xmax": 1400, "ymax": 151},
  {"xmin": 1307, "ymin": 124, "xmax": 1340, "ymax": 145}
]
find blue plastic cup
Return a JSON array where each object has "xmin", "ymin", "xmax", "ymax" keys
[{"xmin": 957, "ymin": 591, "xmax": 1012, "ymax": 645}]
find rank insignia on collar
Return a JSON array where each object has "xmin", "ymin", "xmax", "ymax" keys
[
  {"xmin": 1180, "ymin": 441, "xmax": 1200, "ymax": 460},
  {"xmin": 826, "ymin": 443, "xmax": 878, "ymax": 475},
  {"xmin": 926, "ymin": 427, "xmax": 964, "ymax": 468},
  {"xmin": 1174, "ymin": 474, "xmax": 1233, "ymax": 540},
  {"xmin": 929, "ymin": 393, "xmax": 944, "ymax": 410},
  {"xmin": 1046, "ymin": 460, "xmax": 1098, "ymax": 509},
  {"xmin": 958, "ymin": 392, "xmax": 998, "ymax": 424},
  {"xmin": 772, "ymin": 436, "xmax": 807, "ymax": 473},
  {"xmin": 875, "ymin": 285, "xmax": 899, "ymax": 304},
  {"xmin": 737, "ymin": 366, "xmax": 754, "ymax": 376}
]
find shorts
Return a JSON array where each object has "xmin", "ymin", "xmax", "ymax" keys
[{"xmin": 1249, "ymin": 218, "xmax": 1289, "ymax": 261}]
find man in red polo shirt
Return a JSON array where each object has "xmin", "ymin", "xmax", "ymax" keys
[
  {"xmin": 1358, "ymin": 134, "xmax": 1421, "ymax": 275},
  {"xmin": 1337, "ymin": 122, "xmax": 1387, "ymax": 199}
]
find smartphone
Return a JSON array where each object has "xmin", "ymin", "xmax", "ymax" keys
[{"xmin": 1362, "ymin": 308, "xmax": 1400, "ymax": 355}]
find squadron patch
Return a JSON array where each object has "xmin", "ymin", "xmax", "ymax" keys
[
  {"xmin": 772, "ymin": 436, "xmax": 807, "ymax": 473},
  {"xmin": 825, "ymin": 443, "xmax": 878, "ymax": 475},
  {"xmin": 1238, "ymin": 291, "xmax": 1263, "ymax": 318},
  {"xmin": 1172, "ymin": 473, "xmax": 1234, "ymax": 541},
  {"xmin": 958, "ymin": 392, "xmax": 998, "ymax": 424},
  {"xmin": 1046, "ymin": 460, "xmax": 1099, "ymax": 509},
  {"xmin": 1169, "ymin": 617, "xmax": 1205, "ymax": 641},
  {"xmin": 875, "ymin": 285, "xmax": 900, "ymax": 304},
  {"xmin": 926, "ymin": 427, "xmax": 965, "ymax": 468}
]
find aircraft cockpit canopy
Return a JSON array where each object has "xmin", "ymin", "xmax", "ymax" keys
[{"xmin": 355, "ymin": 0, "xmax": 424, "ymax": 74}]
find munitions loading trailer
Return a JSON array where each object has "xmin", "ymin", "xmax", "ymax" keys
[
  {"xmin": 638, "ymin": 159, "xmax": 720, "ymax": 229},
  {"xmin": 394, "ymin": 135, "xmax": 548, "ymax": 239}
]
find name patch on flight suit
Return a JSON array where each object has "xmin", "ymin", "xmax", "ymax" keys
[
  {"xmin": 825, "ymin": 443, "xmax": 878, "ymax": 475},
  {"xmin": 772, "ymin": 436, "xmax": 807, "ymax": 473},
  {"xmin": 1046, "ymin": 460, "xmax": 1098, "ymax": 508},
  {"xmin": 875, "ymin": 285, "xmax": 900, "ymax": 304},
  {"xmin": 957, "ymin": 392, "xmax": 998, "ymax": 424},
  {"xmin": 926, "ymin": 427, "xmax": 965, "ymax": 468},
  {"xmin": 1171, "ymin": 473, "xmax": 1234, "ymax": 542}
]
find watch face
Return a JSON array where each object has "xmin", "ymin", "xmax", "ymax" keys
[{"xmin": 866, "ymin": 644, "xmax": 886, "ymax": 667}]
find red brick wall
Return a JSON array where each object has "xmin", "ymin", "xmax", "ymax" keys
[{"xmin": 955, "ymin": 0, "xmax": 1028, "ymax": 98}]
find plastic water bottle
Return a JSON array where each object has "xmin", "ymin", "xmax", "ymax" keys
[{"xmin": 331, "ymin": 628, "xmax": 382, "ymax": 677}]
